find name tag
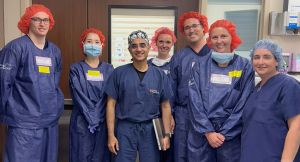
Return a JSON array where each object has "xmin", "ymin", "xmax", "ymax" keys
[
  {"xmin": 88, "ymin": 70, "xmax": 100, "ymax": 76},
  {"xmin": 211, "ymin": 74, "xmax": 231, "ymax": 84},
  {"xmin": 39, "ymin": 66, "xmax": 50, "ymax": 73},
  {"xmin": 86, "ymin": 73, "xmax": 103, "ymax": 81},
  {"xmin": 228, "ymin": 70, "xmax": 242, "ymax": 77},
  {"xmin": 36, "ymin": 56, "xmax": 52, "ymax": 66}
]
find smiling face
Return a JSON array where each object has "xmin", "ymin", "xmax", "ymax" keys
[
  {"xmin": 183, "ymin": 18, "xmax": 204, "ymax": 45},
  {"xmin": 128, "ymin": 38, "xmax": 150, "ymax": 62},
  {"xmin": 253, "ymin": 49, "xmax": 279, "ymax": 79},
  {"xmin": 28, "ymin": 12, "xmax": 50, "ymax": 37},
  {"xmin": 210, "ymin": 27, "xmax": 232, "ymax": 53},
  {"xmin": 156, "ymin": 34, "xmax": 173, "ymax": 56}
]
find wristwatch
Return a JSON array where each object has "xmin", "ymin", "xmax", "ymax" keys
[{"xmin": 164, "ymin": 133, "xmax": 172, "ymax": 138}]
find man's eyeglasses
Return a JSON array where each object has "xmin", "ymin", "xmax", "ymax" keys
[
  {"xmin": 31, "ymin": 18, "xmax": 50, "ymax": 25},
  {"xmin": 129, "ymin": 43, "xmax": 148, "ymax": 49},
  {"xmin": 184, "ymin": 24, "xmax": 201, "ymax": 31}
]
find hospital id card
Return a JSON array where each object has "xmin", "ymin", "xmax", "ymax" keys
[
  {"xmin": 211, "ymin": 74, "xmax": 231, "ymax": 84},
  {"xmin": 36, "ymin": 56, "xmax": 52, "ymax": 66},
  {"xmin": 86, "ymin": 73, "xmax": 103, "ymax": 81}
]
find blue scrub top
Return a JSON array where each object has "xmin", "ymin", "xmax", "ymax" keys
[
  {"xmin": 241, "ymin": 73, "xmax": 300, "ymax": 162},
  {"xmin": 69, "ymin": 61, "xmax": 114, "ymax": 126},
  {"xmin": 0, "ymin": 35, "xmax": 64, "ymax": 129},
  {"xmin": 105, "ymin": 63, "xmax": 173, "ymax": 122},
  {"xmin": 188, "ymin": 53, "xmax": 255, "ymax": 142},
  {"xmin": 169, "ymin": 44, "xmax": 212, "ymax": 108}
]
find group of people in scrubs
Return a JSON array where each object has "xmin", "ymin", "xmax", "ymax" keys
[{"xmin": 0, "ymin": 4, "xmax": 300, "ymax": 162}]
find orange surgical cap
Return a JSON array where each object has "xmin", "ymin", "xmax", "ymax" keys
[
  {"xmin": 178, "ymin": 11, "xmax": 208, "ymax": 35},
  {"xmin": 150, "ymin": 27, "xmax": 177, "ymax": 52},
  {"xmin": 206, "ymin": 20, "xmax": 242, "ymax": 52},
  {"xmin": 79, "ymin": 28, "xmax": 105, "ymax": 56},
  {"xmin": 18, "ymin": 4, "xmax": 55, "ymax": 34}
]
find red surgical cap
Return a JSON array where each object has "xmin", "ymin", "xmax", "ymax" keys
[
  {"xmin": 79, "ymin": 28, "xmax": 105, "ymax": 56},
  {"xmin": 150, "ymin": 27, "xmax": 177, "ymax": 52},
  {"xmin": 206, "ymin": 20, "xmax": 242, "ymax": 52},
  {"xmin": 178, "ymin": 11, "xmax": 208, "ymax": 35},
  {"xmin": 18, "ymin": 4, "xmax": 55, "ymax": 34}
]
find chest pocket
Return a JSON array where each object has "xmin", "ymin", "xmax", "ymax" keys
[
  {"xmin": 147, "ymin": 91, "xmax": 160, "ymax": 115},
  {"xmin": 252, "ymin": 101, "xmax": 279, "ymax": 125}
]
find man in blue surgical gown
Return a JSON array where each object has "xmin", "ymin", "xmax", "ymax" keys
[
  {"xmin": 0, "ymin": 4, "xmax": 64, "ymax": 162},
  {"xmin": 105, "ymin": 30, "xmax": 173, "ymax": 162},
  {"xmin": 170, "ymin": 11, "xmax": 212, "ymax": 162}
]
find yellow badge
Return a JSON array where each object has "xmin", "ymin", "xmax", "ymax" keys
[
  {"xmin": 39, "ymin": 66, "xmax": 50, "ymax": 73},
  {"xmin": 229, "ymin": 70, "xmax": 242, "ymax": 77},
  {"xmin": 88, "ymin": 70, "xmax": 100, "ymax": 76}
]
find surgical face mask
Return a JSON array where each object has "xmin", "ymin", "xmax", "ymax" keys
[
  {"xmin": 211, "ymin": 52, "xmax": 234, "ymax": 64},
  {"xmin": 83, "ymin": 44, "xmax": 102, "ymax": 58}
]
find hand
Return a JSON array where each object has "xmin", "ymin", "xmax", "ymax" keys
[
  {"xmin": 204, "ymin": 132, "xmax": 225, "ymax": 148},
  {"xmin": 88, "ymin": 124, "xmax": 99, "ymax": 134},
  {"xmin": 162, "ymin": 137, "xmax": 170, "ymax": 151},
  {"xmin": 107, "ymin": 136, "xmax": 119, "ymax": 155},
  {"xmin": 171, "ymin": 115, "xmax": 175, "ymax": 134}
]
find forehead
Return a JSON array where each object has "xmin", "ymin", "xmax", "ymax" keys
[
  {"xmin": 157, "ymin": 34, "xmax": 172, "ymax": 41},
  {"xmin": 85, "ymin": 33, "xmax": 100, "ymax": 40},
  {"xmin": 184, "ymin": 18, "xmax": 200, "ymax": 26},
  {"xmin": 32, "ymin": 12, "xmax": 49, "ymax": 18},
  {"xmin": 253, "ymin": 49, "xmax": 273, "ymax": 56},
  {"xmin": 211, "ymin": 27, "xmax": 230, "ymax": 35},
  {"xmin": 130, "ymin": 38, "xmax": 147, "ymax": 45}
]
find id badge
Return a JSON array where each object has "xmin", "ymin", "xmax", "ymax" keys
[
  {"xmin": 211, "ymin": 74, "xmax": 231, "ymax": 84},
  {"xmin": 36, "ymin": 56, "xmax": 52, "ymax": 66}
]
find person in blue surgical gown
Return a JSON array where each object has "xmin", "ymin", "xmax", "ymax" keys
[
  {"xmin": 188, "ymin": 20, "xmax": 255, "ymax": 162},
  {"xmin": 148, "ymin": 27, "xmax": 177, "ymax": 162},
  {"xmin": 170, "ymin": 11, "xmax": 212, "ymax": 162},
  {"xmin": 69, "ymin": 28, "xmax": 113, "ymax": 162},
  {"xmin": 0, "ymin": 4, "xmax": 64, "ymax": 162},
  {"xmin": 105, "ymin": 30, "xmax": 173, "ymax": 162},
  {"xmin": 240, "ymin": 39, "xmax": 300, "ymax": 162}
]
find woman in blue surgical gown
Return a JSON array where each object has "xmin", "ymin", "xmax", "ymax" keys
[
  {"xmin": 240, "ymin": 39, "xmax": 300, "ymax": 162},
  {"xmin": 188, "ymin": 20, "xmax": 255, "ymax": 162},
  {"xmin": 69, "ymin": 28, "xmax": 114, "ymax": 162}
]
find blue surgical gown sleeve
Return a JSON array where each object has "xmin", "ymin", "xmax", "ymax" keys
[
  {"xmin": 218, "ymin": 66, "xmax": 255, "ymax": 140},
  {"xmin": 104, "ymin": 69, "xmax": 119, "ymax": 101},
  {"xmin": 69, "ymin": 67, "xmax": 101, "ymax": 126},
  {"xmin": 160, "ymin": 72, "xmax": 173, "ymax": 103},
  {"xmin": 281, "ymin": 80, "xmax": 300, "ymax": 120},
  {"xmin": 188, "ymin": 62, "xmax": 215, "ymax": 135},
  {"xmin": 169, "ymin": 56, "xmax": 178, "ymax": 115},
  {"xmin": 0, "ymin": 48, "xmax": 21, "ymax": 115}
]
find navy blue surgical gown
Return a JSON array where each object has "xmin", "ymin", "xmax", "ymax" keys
[
  {"xmin": 169, "ymin": 44, "xmax": 212, "ymax": 162},
  {"xmin": 188, "ymin": 53, "xmax": 254, "ymax": 162},
  {"xmin": 148, "ymin": 57, "xmax": 174, "ymax": 162},
  {"xmin": 69, "ymin": 60, "xmax": 114, "ymax": 162},
  {"xmin": 0, "ymin": 35, "xmax": 64, "ymax": 162},
  {"xmin": 105, "ymin": 63, "xmax": 173, "ymax": 162},
  {"xmin": 240, "ymin": 73, "xmax": 300, "ymax": 162}
]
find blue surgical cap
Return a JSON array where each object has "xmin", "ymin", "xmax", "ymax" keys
[{"xmin": 249, "ymin": 39, "xmax": 283, "ymax": 71}]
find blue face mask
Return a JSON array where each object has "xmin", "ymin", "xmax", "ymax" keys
[
  {"xmin": 211, "ymin": 52, "xmax": 234, "ymax": 64},
  {"xmin": 83, "ymin": 44, "xmax": 102, "ymax": 58}
]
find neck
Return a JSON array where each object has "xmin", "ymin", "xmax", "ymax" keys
[
  {"xmin": 157, "ymin": 54, "xmax": 171, "ymax": 60},
  {"xmin": 218, "ymin": 62, "xmax": 230, "ymax": 67},
  {"xmin": 27, "ymin": 33, "xmax": 46, "ymax": 50},
  {"xmin": 189, "ymin": 38, "xmax": 206, "ymax": 53},
  {"xmin": 84, "ymin": 56, "xmax": 99, "ymax": 68},
  {"xmin": 133, "ymin": 60, "xmax": 148, "ymax": 72},
  {"xmin": 259, "ymin": 71, "xmax": 279, "ymax": 88}
]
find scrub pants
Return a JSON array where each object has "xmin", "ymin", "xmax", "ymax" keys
[
  {"xmin": 188, "ymin": 134, "xmax": 241, "ymax": 162},
  {"xmin": 174, "ymin": 106, "xmax": 189, "ymax": 162},
  {"xmin": 4, "ymin": 124, "xmax": 59, "ymax": 162},
  {"xmin": 114, "ymin": 119, "xmax": 160, "ymax": 162},
  {"xmin": 69, "ymin": 121, "xmax": 110, "ymax": 162}
]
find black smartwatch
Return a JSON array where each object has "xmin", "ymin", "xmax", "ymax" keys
[{"xmin": 164, "ymin": 133, "xmax": 172, "ymax": 138}]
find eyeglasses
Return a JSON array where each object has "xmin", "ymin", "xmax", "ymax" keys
[
  {"xmin": 184, "ymin": 24, "xmax": 201, "ymax": 31},
  {"xmin": 129, "ymin": 43, "xmax": 148, "ymax": 49},
  {"xmin": 31, "ymin": 18, "xmax": 50, "ymax": 25}
]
